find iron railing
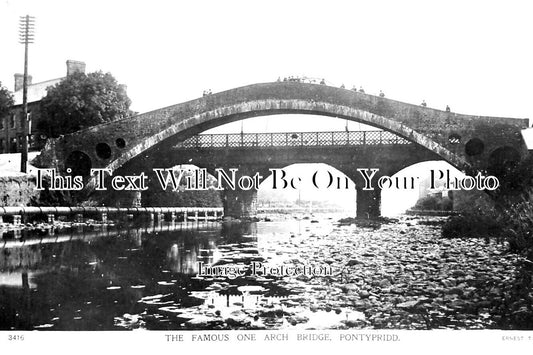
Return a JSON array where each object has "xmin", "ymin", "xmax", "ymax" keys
[{"xmin": 176, "ymin": 130, "xmax": 411, "ymax": 149}]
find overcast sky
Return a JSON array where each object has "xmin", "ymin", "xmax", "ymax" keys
[
  {"xmin": 1, "ymin": 0, "xmax": 531, "ymax": 119},
  {"xmin": 1, "ymin": 0, "xmax": 531, "ymax": 213}
]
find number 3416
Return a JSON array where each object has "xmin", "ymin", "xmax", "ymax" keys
[{"xmin": 8, "ymin": 335, "xmax": 24, "ymax": 341}]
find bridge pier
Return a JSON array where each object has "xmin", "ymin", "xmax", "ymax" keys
[
  {"xmin": 222, "ymin": 189, "xmax": 258, "ymax": 219},
  {"xmin": 356, "ymin": 187, "xmax": 381, "ymax": 219}
]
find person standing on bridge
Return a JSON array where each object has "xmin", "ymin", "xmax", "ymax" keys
[
  {"xmin": 379, "ymin": 90, "xmax": 385, "ymax": 97},
  {"xmin": 421, "ymin": 100, "xmax": 427, "ymax": 107},
  {"xmin": 320, "ymin": 78, "xmax": 326, "ymax": 85},
  {"xmin": 446, "ymin": 105, "xmax": 451, "ymax": 112}
]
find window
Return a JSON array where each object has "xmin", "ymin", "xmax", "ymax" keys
[
  {"xmin": 10, "ymin": 114, "xmax": 16, "ymax": 128},
  {"xmin": 27, "ymin": 111, "xmax": 32, "ymax": 132}
]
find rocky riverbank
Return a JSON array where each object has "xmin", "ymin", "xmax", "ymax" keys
[
  {"xmin": 117, "ymin": 215, "xmax": 531, "ymax": 330},
  {"xmin": 0, "ymin": 219, "xmax": 115, "ymax": 235},
  {"xmin": 265, "ymin": 216, "xmax": 527, "ymax": 329}
]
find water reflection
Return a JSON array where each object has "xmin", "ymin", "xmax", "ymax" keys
[
  {"xmin": 166, "ymin": 236, "xmax": 221, "ymax": 275},
  {"xmin": 0, "ymin": 217, "xmax": 356, "ymax": 330}
]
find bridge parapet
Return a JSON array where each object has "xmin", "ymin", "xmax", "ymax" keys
[{"xmin": 176, "ymin": 130, "xmax": 411, "ymax": 149}]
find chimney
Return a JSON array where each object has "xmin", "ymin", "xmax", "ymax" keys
[
  {"xmin": 14, "ymin": 73, "xmax": 32, "ymax": 92},
  {"xmin": 66, "ymin": 60, "xmax": 86, "ymax": 76}
]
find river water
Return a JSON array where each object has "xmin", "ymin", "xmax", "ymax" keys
[{"xmin": 0, "ymin": 214, "xmax": 523, "ymax": 330}]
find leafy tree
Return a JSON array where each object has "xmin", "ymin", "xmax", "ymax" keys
[
  {"xmin": 0, "ymin": 81, "xmax": 14, "ymax": 119},
  {"xmin": 39, "ymin": 71, "xmax": 131, "ymax": 137}
]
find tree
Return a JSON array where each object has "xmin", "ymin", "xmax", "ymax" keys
[
  {"xmin": 0, "ymin": 81, "xmax": 14, "ymax": 119},
  {"xmin": 39, "ymin": 71, "xmax": 132, "ymax": 137}
]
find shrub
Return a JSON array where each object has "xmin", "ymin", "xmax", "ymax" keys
[
  {"xmin": 499, "ymin": 190, "xmax": 533, "ymax": 260},
  {"xmin": 441, "ymin": 212, "xmax": 503, "ymax": 238}
]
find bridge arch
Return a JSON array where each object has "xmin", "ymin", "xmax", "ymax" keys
[
  {"xmin": 35, "ymin": 82, "xmax": 528, "ymax": 194},
  {"xmin": 84, "ymin": 100, "xmax": 465, "ymax": 175}
]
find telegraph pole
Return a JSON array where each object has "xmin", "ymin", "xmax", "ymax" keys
[{"xmin": 19, "ymin": 15, "xmax": 35, "ymax": 173}]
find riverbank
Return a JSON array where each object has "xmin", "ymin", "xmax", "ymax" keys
[
  {"xmin": 118, "ymin": 215, "xmax": 530, "ymax": 330},
  {"xmin": 2, "ymin": 213, "xmax": 530, "ymax": 330},
  {"xmin": 264, "ymin": 216, "xmax": 525, "ymax": 329}
]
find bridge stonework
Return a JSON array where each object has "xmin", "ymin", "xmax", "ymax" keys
[{"xmin": 34, "ymin": 82, "xmax": 529, "ymax": 218}]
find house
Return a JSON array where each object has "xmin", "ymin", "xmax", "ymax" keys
[{"xmin": 0, "ymin": 60, "xmax": 86, "ymax": 153}]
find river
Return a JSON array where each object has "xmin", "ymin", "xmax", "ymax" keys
[{"xmin": 0, "ymin": 214, "xmax": 523, "ymax": 330}]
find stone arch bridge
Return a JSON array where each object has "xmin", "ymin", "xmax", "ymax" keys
[{"xmin": 34, "ymin": 82, "xmax": 529, "ymax": 217}]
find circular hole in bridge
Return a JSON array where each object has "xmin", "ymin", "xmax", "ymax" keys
[
  {"xmin": 465, "ymin": 138, "xmax": 485, "ymax": 156},
  {"xmin": 95, "ymin": 142, "xmax": 112, "ymax": 159},
  {"xmin": 65, "ymin": 151, "xmax": 92, "ymax": 177},
  {"xmin": 115, "ymin": 138, "xmax": 126, "ymax": 149}
]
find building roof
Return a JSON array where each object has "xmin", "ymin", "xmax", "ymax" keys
[{"xmin": 13, "ymin": 77, "xmax": 63, "ymax": 106}]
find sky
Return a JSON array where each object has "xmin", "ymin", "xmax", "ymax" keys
[
  {"xmin": 0, "ymin": 0, "xmax": 531, "ymax": 214},
  {"xmin": 1, "ymin": 0, "xmax": 531, "ymax": 119}
]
